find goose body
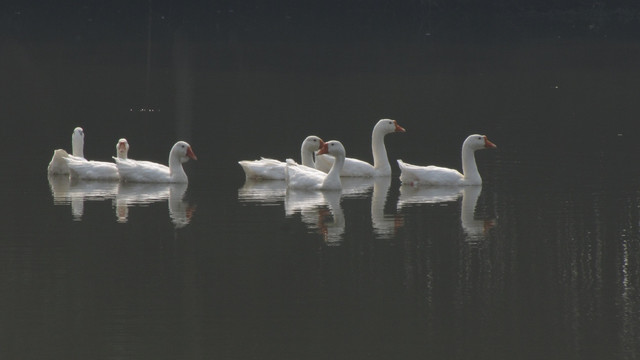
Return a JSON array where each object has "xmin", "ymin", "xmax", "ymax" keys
[
  {"xmin": 116, "ymin": 141, "xmax": 197, "ymax": 183},
  {"xmin": 398, "ymin": 134, "xmax": 496, "ymax": 186},
  {"xmin": 239, "ymin": 136, "xmax": 324, "ymax": 180},
  {"xmin": 47, "ymin": 127, "xmax": 85, "ymax": 175},
  {"xmin": 48, "ymin": 149, "xmax": 72, "ymax": 175},
  {"xmin": 66, "ymin": 138, "xmax": 129, "ymax": 181},
  {"xmin": 286, "ymin": 140, "xmax": 346, "ymax": 190},
  {"xmin": 315, "ymin": 119, "xmax": 405, "ymax": 177}
]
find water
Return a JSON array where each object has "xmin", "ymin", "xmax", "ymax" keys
[{"xmin": 3, "ymin": 25, "xmax": 640, "ymax": 360}]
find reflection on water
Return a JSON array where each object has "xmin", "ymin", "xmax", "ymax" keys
[
  {"xmin": 397, "ymin": 185, "xmax": 463, "ymax": 205},
  {"xmin": 285, "ymin": 189, "xmax": 344, "ymax": 245},
  {"xmin": 48, "ymin": 176, "xmax": 195, "ymax": 228},
  {"xmin": 371, "ymin": 177, "xmax": 402, "ymax": 239},
  {"xmin": 340, "ymin": 177, "xmax": 374, "ymax": 198},
  {"xmin": 238, "ymin": 177, "xmax": 390, "ymax": 243},
  {"xmin": 237, "ymin": 178, "xmax": 376, "ymax": 205},
  {"xmin": 48, "ymin": 175, "xmax": 119, "ymax": 220},
  {"xmin": 235, "ymin": 180, "xmax": 349, "ymax": 244},
  {"xmin": 115, "ymin": 182, "xmax": 194, "ymax": 228},
  {"xmin": 237, "ymin": 179, "xmax": 286, "ymax": 205},
  {"xmin": 238, "ymin": 177, "xmax": 494, "ymax": 243},
  {"xmin": 459, "ymin": 186, "xmax": 495, "ymax": 240},
  {"xmin": 238, "ymin": 179, "xmax": 347, "ymax": 244},
  {"xmin": 397, "ymin": 184, "xmax": 495, "ymax": 241}
]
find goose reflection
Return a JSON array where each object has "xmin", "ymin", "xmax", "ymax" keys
[
  {"xmin": 397, "ymin": 185, "xmax": 494, "ymax": 240},
  {"xmin": 340, "ymin": 177, "xmax": 374, "ymax": 198},
  {"xmin": 48, "ymin": 175, "xmax": 118, "ymax": 220},
  {"xmin": 237, "ymin": 177, "xmax": 373, "ymax": 204},
  {"xmin": 285, "ymin": 189, "xmax": 344, "ymax": 245},
  {"xmin": 371, "ymin": 176, "xmax": 403, "ymax": 239},
  {"xmin": 115, "ymin": 182, "xmax": 194, "ymax": 228},
  {"xmin": 397, "ymin": 185, "xmax": 463, "ymax": 206},
  {"xmin": 459, "ymin": 186, "xmax": 495, "ymax": 240},
  {"xmin": 237, "ymin": 179, "xmax": 286, "ymax": 205}
]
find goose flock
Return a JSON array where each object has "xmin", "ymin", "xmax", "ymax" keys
[
  {"xmin": 233, "ymin": 118, "xmax": 496, "ymax": 241},
  {"xmin": 48, "ymin": 121, "xmax": 496, "ymax": 232},
  {"xmin": 238, "ymin": 118, "xmax": 496, "ymax": 188},
  {"xmin": 48, "ymin": 119, "xmax": 496, "ymax": 188},
  {"xmin": 48, "ymin": 127, "xmax": 197, "ymax": 183}
]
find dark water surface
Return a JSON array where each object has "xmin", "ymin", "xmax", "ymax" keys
[{"xmin": 2, "ymin": 22, "xmax": 640, "ymax": 360}]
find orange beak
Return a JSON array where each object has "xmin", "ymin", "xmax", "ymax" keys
[
  {"xmin": 484, "ymin": 136, "xmax": 497, "ymax": 149},
  {"xmin": 186, "ymin": 146, "xmax": 198, "ymax": 160},
  {"xmin": 317, "ymin": 142, "xmax": 329, "ymax": 155},
  {"xmin": 318, "ymin": 139, "xmax": 325, "ymax": 149},
  {"xmin": 394, "ymin": 120, "xmax": 406, "ymax": 132},
  {"xmin": 118, "ymin": 141, "xmax": 127, "ymax": 152}
]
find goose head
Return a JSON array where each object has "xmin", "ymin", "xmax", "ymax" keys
[
  {"xmin": 317, "ymin": 140, "xmax": 346, "ymax": 158},
  {"xmin": 302, "ymin": 136, "xmax": 325, "ymax": 153},
  {"xmin": 374, "ymin": 119, "xmax": 406, "ymax": 134},
  {"xmin": 170, "ymin": 141, "xmax": 198, "ymax": 163},
  {"xmin": 116, "ymin": 138, "xmax": 129, "ymax": 159},
  {"xmin": 72, "ymin": 127, "xmax": 85, "ymax": 158},
  {"xmin": 73, "ymin": 127, "xmax": 84, "ymax": 138},
  {"xmin": 463, "ymin": 134, "xmax": 497, "ymax": 151}
]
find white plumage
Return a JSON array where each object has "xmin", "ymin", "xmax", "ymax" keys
[
  {"xmin": 239, "ymin": 136, "xmax": 324, "ymax": 180},
  {"xmin": 286, "ymin": 140, "xmax": 346, "ymax": 190},
  {"xmin": 48, "ymin": 127, "xmax": 85, "ymax": 175},
  {"xmin": 398, "ymin": 134, "xmax": 497, "ymax": 186},
  {"xmin": 315, "ymin": 119, "xmax": 405, "ymax": 177},
  {"xmin": 66, "ymin": 138, "xmax": 129, "ymax": 181},
  {"xmin": 116, "ymin": 141, "xmax": 197, "ymax": 183}
]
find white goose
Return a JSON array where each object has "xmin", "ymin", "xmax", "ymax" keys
[
  {"xmin": 115, "ymin": 141, "xmax": 197, "ymax": 183},
  {"xmin": 66, "ymin": 138, "xmax": 129, "ymax": 181},
  {"xmin": 398, "ymin": 134, "xmax": 496, "ymax": 186},
  {"xmin": 314, "ymin": 119, "xmax": 405, "ymax": 177},
  {"xmin": 238, "ymin": 136, "xmax": 324, "ymax": 180},
  {"xmin": 285, "ymin": 140, "xmax": 346, "ymax": 190},
  {"xmin": 47, "ymin": 127, "xmax": 85, "ymax": 175}
]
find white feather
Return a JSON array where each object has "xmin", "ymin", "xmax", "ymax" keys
[
  {"xmin": 116, "ymin": 141, "xmax": 196, "ymax": 183},
  {"xmin": 239, "ymin": 136, "xmax": 324, "ymax": 180},
  {"xmin": 315, "ymin": 119, "xmax": 405, "ymax": 177},
  {"xmin": 398, "ymin": 134, "xmax": 497, "ymax": 186}
]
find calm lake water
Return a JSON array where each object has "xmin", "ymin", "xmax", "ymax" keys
[{"xmin": 2, "ymin": 29, "xmax": 640, "ymax": 359}]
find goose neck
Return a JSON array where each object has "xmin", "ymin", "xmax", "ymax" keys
[
  {"xmin": 72, "ymin": 136, "xmax": 84, "ymax": 158},
  {"xmin": 323, "ymin": 154, "xmax": 344, "ymax": 188},
  {"xmin": 168, "ymin": 153, "xmax": 186, "ymax": 178},
  {"xmin": 301, "ymin": 146, "xmax": 314, "ymax": 167},
  {"xmin": 371, "ymin": 130, "xmax": 390, "ymax": 173},
  {"xmin": 461, "ymin": 146, "xmax": 481, "ymax": 183},
  {"xmin": 327, "ymin": 154, "xmax": 345, "ymax": 178}
]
